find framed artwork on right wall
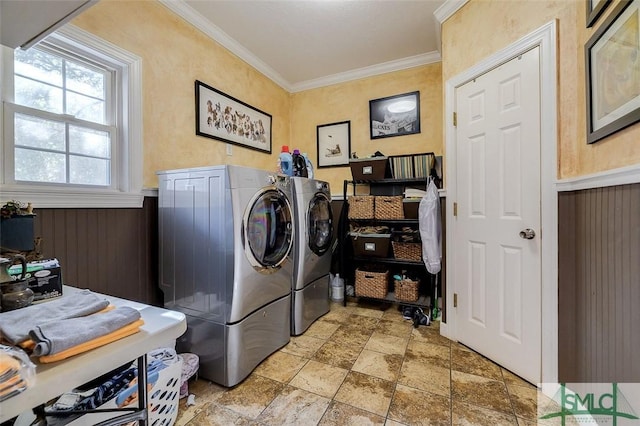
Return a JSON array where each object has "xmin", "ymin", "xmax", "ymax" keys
[
  {"xmin": 585, "ymin": 0, "xmax": 640, "ymax": 143},
  {"xmin": 587, "ymin": 0, "xmax": 612, "ymax": 27}
]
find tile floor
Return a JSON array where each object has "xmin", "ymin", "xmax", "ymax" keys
[{"xmin": 174, "ymin": 299, "xmax": 540, "ymax": 425}]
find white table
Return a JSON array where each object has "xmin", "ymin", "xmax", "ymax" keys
[{"xmin": 0, "ymin": 286, "xmax": 187, "ymax": 423}]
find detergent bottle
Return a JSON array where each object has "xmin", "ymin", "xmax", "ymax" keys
[
  {"xmin": 302, "ymin": 153, "xmax": 314, "ymax": 179},
  {"xmin": 279, "ymin": 145, "xmax": 293, "ymax": 176},
  {"xmin": 292, "ymin": 149, "xmax": 308, "ymax": 177}
]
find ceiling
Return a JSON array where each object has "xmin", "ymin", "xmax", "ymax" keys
[{"xmin": 160, "ymin": 0, "xmax": 451, "ymax": 92}]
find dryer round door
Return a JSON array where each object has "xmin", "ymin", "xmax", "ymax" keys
[
  {"xmin": 243, "ymin": 188, "xmax": 293, "ymax": 272},
  {"xmin": 308, "ymin": 193, "xmax": 333, "ymax": 256}
]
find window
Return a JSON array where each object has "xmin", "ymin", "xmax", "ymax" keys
[
  {"xmin": 11, "ymin": 45, "xmax": 113, "ymax": 186},
  {"xmin": 1, "ymin": 25, "xmax": 143, "ymax": 208}
]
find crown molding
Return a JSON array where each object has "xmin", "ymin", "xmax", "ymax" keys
[
  {"xmin": 434, "ymin": 0, "xmax": 469, "ymax": 24},
  {"xmin": 160, "ymin": 0, "xmax": 442, "ymax": 93},
  {"xmin": 433, "ymin": 0, "xmax": 470, "ymax": 52},
  {"xmin": 290, "ymin": 51, "xmax": 442, "ymax": 93},
  {"xmin": 158, "ymin": 0, "xmax": 292, "ymax": 91}
]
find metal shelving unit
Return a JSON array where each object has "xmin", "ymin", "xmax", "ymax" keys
[{"xmin": 340, "ymin": 177, "xmax": 436, "ymax": 309}]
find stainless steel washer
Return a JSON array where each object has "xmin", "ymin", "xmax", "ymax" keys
[{"xmin": 157, "ymin": 165, "xmax": 294, "ymax": 386}]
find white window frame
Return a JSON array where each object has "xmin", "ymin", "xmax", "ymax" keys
[{"xmin": 1, "ymin": 24, "xmax": 143, "ymax": 208}]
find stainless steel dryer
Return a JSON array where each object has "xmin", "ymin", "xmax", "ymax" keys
[
  {"xmin": 157, "ymin": 165, "xmax": 294, "ymax": 387},
  {"xmin": 290, "ymin": 177, "xmax": 333, "ymax": 335}
]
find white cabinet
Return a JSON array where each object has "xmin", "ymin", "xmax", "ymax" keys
[{"xmin": 0, "ymin": 0, "xmax": 97, "ymax": 49}]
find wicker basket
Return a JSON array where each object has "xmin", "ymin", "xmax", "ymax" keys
[
  {"xmin": 348, "ymin": 196, "xmax": 375, "ymax": 219},
  {"xmin": 374, "ymin": 196, "xmax": 404, "ymax": 219},
  {"xmin": 392, "ymin": 241, "xmax": 422, "ymax": 261},
  {"xmin": 395, "ymin": 278, "xmax": 419, "ymax": 302},
  {"xmin": 355, "ymin": 268, "xmax": 389, "ymax": 299}
]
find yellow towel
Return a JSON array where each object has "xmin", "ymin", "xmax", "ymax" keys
[
  {"xmin": 18, "ymin": 304, "xmax": 117, "ymax": 351},
  {"xmin": 0, "ymin": 353, "xmax": 20, "ymax": 378},
  {"xmin": 0, "ymin": 374, "xmax": 22, "ymax": 392},
  {"xmin": 0, "ymin": 378, "xmax": 25, "ymax": 399},
  {"xmin": 38, "ymin": 319, "xmax": 144, "ymax": 364},
  {"xmin": 18, "ymin": 340, "xmax": 35, "ymax": 351},
  {"xmin": 0, "ymin": 354, "xmax": 26, "ymax": 400}
]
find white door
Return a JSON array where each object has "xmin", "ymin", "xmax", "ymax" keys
[{"xmin": 455, "ymin": 47, "xmax": 541, "ymax": 383}]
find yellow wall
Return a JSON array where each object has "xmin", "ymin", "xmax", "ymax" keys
[
  {"xmin": 72, "ymin": 1, "xmax": 442, "ymax": 193},
  {"xmin": 68, "ymin": 0, "xmax": 640, "ymax": 185},
  {"xmin": 72, "ymin": 0, "xmax": 290, "ymax": 188},
  {"xmin": 290, "ymin": 63, "xmax": 443, "ymax": 194},
  {"xmin": 442, "ymin": 0, "xmax": 640, "ymax": 179}
]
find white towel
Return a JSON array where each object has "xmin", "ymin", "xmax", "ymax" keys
[{"xmin": 405, "ymin": 188, "xmax": 427, "ymax": 198}]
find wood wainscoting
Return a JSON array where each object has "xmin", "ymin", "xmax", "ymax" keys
[
  {"xmin": 558, "ymin": 183, "xmax": 640, "ymax": 382},
  {"xmin": 32, "ymin": 197, "xmax": 162, "ymax": 306}
]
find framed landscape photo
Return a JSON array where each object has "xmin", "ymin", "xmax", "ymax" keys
[
  {"xmin": 585, "ymin": 0, "xmax": 640, "ymax": 143},
  {"xmin": 369, "ymin": 91, "xmax": 420, "ymax": 140},
  {"xmin": 587, "ymin": 0, "xmax": 612, "ymax": 27},
  {"xmin": 195, "ymin": 80, "xmax": 272, "ymax": 153},
  {"xmin": 317, "ymin": 121, "xmax": 351, "ymax": 168}
]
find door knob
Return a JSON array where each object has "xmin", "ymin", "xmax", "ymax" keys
[{"xmin": 519, "ymin": 228, "xmax": 536, "ymax": 239}]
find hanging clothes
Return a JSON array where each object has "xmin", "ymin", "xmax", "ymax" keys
[{"xmin": 418, "ymin": 178, "xmax": 441, "ymax": 274}]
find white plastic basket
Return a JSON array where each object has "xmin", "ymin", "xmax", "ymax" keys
[
  {"xmin": 145, "ymin": 358, "xmax": 182, "ymax": 426},
  {"xmin": 67, "ymin": 357, "xmax": 182, "ymax": 426}
]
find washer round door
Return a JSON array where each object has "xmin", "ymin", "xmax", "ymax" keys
[
  {"xmin": 308, "ymin": 193, "xmax": 333, "ymax": 256},
  {"xmin": 244, "ymin": 188, "xmax": 293, "ymax": 272}
]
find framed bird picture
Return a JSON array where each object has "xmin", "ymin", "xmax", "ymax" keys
[{"xmin": 317, "ymin": 121, "xmax": 351, "ymax": 168}]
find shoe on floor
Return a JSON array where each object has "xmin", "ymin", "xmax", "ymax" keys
[
  {"xmin": 413, "ymin": 307, "xmax": 431, "ymax": 328},
  {"xmin": 402, "ymin": 306, "xmax": 415, "ymax": 320}
]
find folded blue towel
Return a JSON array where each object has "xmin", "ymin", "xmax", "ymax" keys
[
  {"xmin": 0, "ymin": 290, "xmax": 110, "ymax": 344},
  {"xmin": 29, "ymin": 306, "xmax": 141, "ymax": 356}
]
